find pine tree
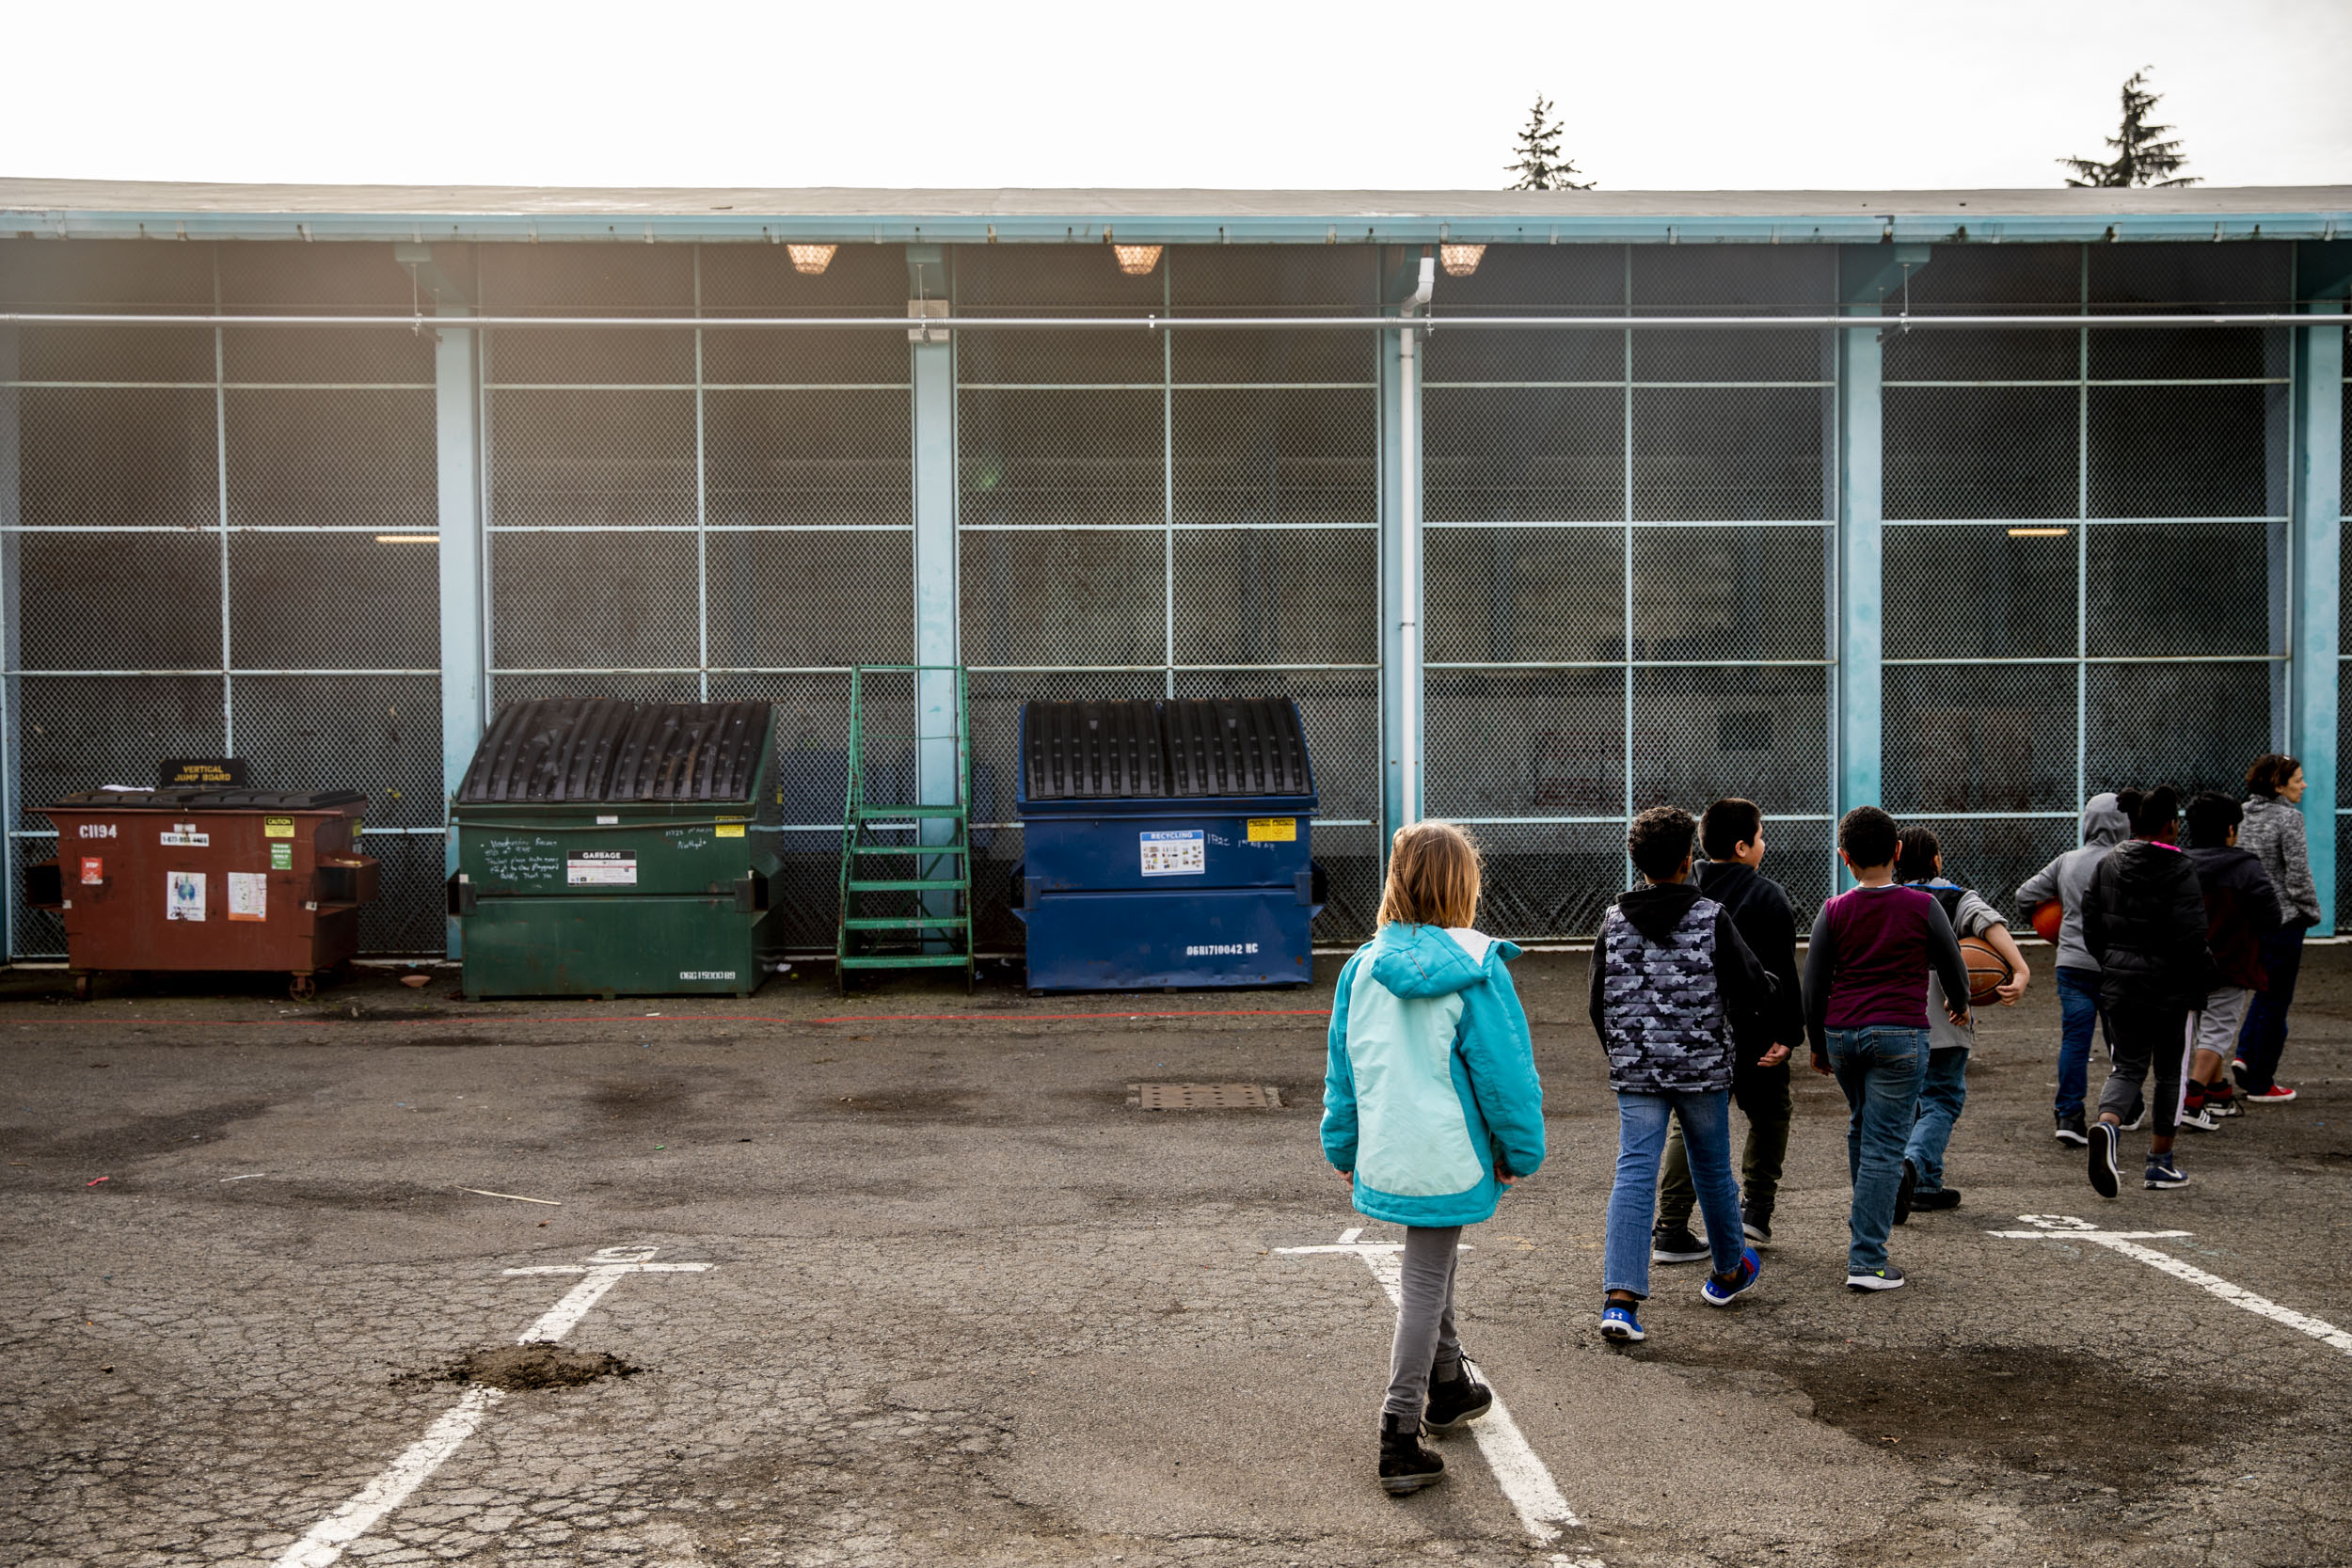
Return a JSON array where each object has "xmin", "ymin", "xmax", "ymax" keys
[
  {"xmin": 2059, "ymin": 69, "xmax": 2199, "ymax": 188},
  {"xmin": 1505, "ymin": 96, "xmax": 1594, "ymax": 192}
]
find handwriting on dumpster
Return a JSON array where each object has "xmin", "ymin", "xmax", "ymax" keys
[{"xmin": 480, "ymin": 836, "xmax": 563, "ymax": 883}]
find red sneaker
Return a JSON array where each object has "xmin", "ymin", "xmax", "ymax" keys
[{"xmin": 2243, "ymin": 1084, "xmax": 2298, "ymax": 1104}]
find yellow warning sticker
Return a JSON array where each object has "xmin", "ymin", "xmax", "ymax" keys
[
  {"xmin": 262, "ymin": 816, "xmax": 295, "ymax": 839},
  {"xmin": 1246, "ymin": 817, "xmax": 1297, "ymax": 842},
  {"xmin": 715, "ymin": 822, "xmax": 746, "ymax": 838}
]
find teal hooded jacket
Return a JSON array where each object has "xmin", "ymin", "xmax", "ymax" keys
[{"xmin": 1320, "ymin": 924, "xmax": 1547, "ymax": 1228}]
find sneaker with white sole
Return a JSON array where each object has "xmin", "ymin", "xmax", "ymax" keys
[
  {"xmin": 2144, "ymin": 1154, "xmax": 2191, "ymax": 1189},
  {"xmin": 2054, "ymin": 1112, "xmax": 2090, "ymax": 1147},
  {"xmin": 2243, "ymin": 1084, "xmax": 2298, "ymax": 1105},
  {"xmin": 1650, "ymin": 1224, "xmax": 1710, "ymax": 1264},
  {"xmin": 2177, "ymin": 1106, "xmax": 2218, "ymax": 1132},
  {"xmin": 1701, "ymin": 1247, "xmax": 1763, "ymax": 1307},
  {"xmin": 2088, "ymin": 1120, "xmax": 2121, "ymax": 1199},
  {"xmin": 1847, "ymin": 1264, "xmax": 1907, "ymax": 1291},
  {"xmin": 1599, "ymin": 1302, "xmax": 1645, "ymax": 1342}
]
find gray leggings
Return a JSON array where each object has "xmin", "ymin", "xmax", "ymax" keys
[{"xmin": 1384, "ymin": 1226, "xmax": 1465, "ymax": 1418}]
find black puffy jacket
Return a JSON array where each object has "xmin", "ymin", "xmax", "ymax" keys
[{"xmin": 2082, "ymin": 839, "xmax": 2212, "ymax": 1005}]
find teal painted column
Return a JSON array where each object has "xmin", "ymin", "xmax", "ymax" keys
[
  {"xmin": 1377, "ymin": 248, "xmax": 1430, "ymax": 846},
  {"xmin": 413, "ymin": 245, "xmax": 486, "ymax": 959},
  {"xmin": 907, "ymin": 246, "xmax": 959, "ymax": 911},
  {"xmin": 1835, "ymin": 248, "xmax": 1916, "ymax": 851},
  {"xmin": 2292, "ymin": 241, "xmax": 2349, "ymax": 933}
]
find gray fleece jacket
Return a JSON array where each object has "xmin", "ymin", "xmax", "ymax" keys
[
  {"xmin": 2238, "ymin": 794, "xmax": 2321, "ymax": 928},
  {"xmin": 2015, "ymin": 793, "xmax": 2132, "ymax": 973}
]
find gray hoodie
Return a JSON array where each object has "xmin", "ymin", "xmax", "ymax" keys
[
  {"xmin": 2015, "ymin": 793, "xmax": 2132, "ymax": 973},
  {"xmin": 2238, "ymin": 793, "xmax": 2321, "ymax": 927}
]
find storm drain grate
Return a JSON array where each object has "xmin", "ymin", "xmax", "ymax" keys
[{"xmin": 1128, "ymin": 1083, "xmax": 1284, "ymax": 1110}]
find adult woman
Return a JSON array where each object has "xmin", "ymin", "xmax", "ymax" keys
[{"xmin": 2235, "ymin": 753, "xmax": 2319, "ymax": 1104}]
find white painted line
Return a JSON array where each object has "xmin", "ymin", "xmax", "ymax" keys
[
  {"xmin": 270, "ymin": 1246, "xmax": 712, "ymax": 1568},
  {"xmin": 455, "ymin": 1186, "xmax": 562, "ymax": 1205},
  {"xmin": 1277, "ymin": 1231, "xmax": 1585, "ymax": 1545},
  {"xmin": 1992, "ymin": 1214, "xmax": 2352, "ymax": 1357},
  {"xmin": 272, "ymin": 1386, "xmax": 503, "ymax": 1568}
]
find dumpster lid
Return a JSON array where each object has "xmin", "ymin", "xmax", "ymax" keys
[
  {"xmin": 46, "ymin": 787, "xmax": 366, "ymax": 811},
  {"xmin": 456, "ymin": 699, "xmax": 772, "ymax": 804},
  {"xmin": 1020, "ymin": 697, "xmax": 1312, "ymax": 801}
]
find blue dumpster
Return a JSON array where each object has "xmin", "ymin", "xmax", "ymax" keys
[{"xmin": 1013, "ymin": 697, "xmax": 1325, "ymax": 991}]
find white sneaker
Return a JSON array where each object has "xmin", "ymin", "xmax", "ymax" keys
[{"xmin": 2176, "ymin": 1106, "xmax": 2218, "ymax": 1132}]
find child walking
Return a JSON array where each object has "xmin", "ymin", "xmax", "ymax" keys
[
  {"xmin": 2016, "ymin": 793, "xmax": 2131, "ymax": 1146},
  {"xmin": 1321, "ymin": 822, "xmax": 1546, "ymax": 1497},
  {"xmin": 2081, "ymin": 787, "xmax": 2213, "ymax": 1195},
  {"xmin": 1591, "ymin": 806, "xmax": 1773, "ymax": 1343},
  {"xmin": 1894, "ymin": 826, "xmax": 2028, "ymax": 1217},
  {"xmin": 1804, "ymin": 806, "xmax": 1974, "ymax": 1292},
  {"xmin": 2179, "ymin": 791, "xmax": 2280, "ymax": 1132}
]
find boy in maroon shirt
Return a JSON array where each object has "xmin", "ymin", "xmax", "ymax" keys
[{"xmin": 1803, "ymin": 807, "xmax": 1973, "ymax": 1291}]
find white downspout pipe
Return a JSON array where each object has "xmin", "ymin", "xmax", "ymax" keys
[{"xmin": 1395, "ymin": 250, "xmax": 1434, "ymax": 827}]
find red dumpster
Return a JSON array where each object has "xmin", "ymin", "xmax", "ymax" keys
[{"xmin": 28, "ymin": 788, "xmax": 380, "ymax": 1000}]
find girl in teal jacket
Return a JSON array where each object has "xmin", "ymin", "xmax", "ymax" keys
[{"xmin": 1321, "ymin": 821, "xmax": 1546, "ymax": 1497}]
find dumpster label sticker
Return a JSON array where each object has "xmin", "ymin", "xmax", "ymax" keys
[
  {"xmin": 715, "ymin": 821, "xmax": 746, "ymax": 838},
  {"xmin": 161, "ymin": 824, "xmax": 210, "ymax": 847},
  {"xmin": 1139, "ymin": 830, "xmax": 1207, "ymax": 877},
  {"xmin": 228, "ymin": 872, "xmax": 267, "ymax": 922},
  {"xmin": 1246, "ymin": 817, "xmax": 1297, "ymax": 843},
  {"xmin": 77, "ymin": 823, "xmax": 117, "ymax": 839},
  {"xmin": 81, "ymin": 857, "xmax": 103, "ymax": 885},
  {"xmin": 262, "ymin": 816, "xmax": 295, "ymax": 839},
  {"xmin": 596, "ymin": 815, "xmax": 620, "ymax": 826},
  {"xmin": 567, "ymin": 850, "xmax": 638, "ymax": 886},
  {"xmin": 167, "ymin": 871, "xmax": 206, "ymax": 921},
  {"xmin": 270, "ymin": 843, "xmax": 294, "ymax": 870},
  {"xmin": 1187, "ymin": 942, "xmax": 1261, "ymax": 957},
  {"xmin": 680, "ymin": 971, "xmax": 739, "ymax": 981}
]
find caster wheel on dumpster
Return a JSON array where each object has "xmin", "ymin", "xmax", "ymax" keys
[
  {"xmin": 289, "ymin": 974, "xmax": 317, "ymax": 1002},
  {"xmin": 69, "ymin": 973, "xmax": 92, "ymax": 1002}
]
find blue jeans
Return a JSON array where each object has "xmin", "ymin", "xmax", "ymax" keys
[
  {"xmin": 2235, "ymin": 927, "xmax": 2305, "ymax": 1093},
  {"xmin": 1902, "ymin": 1046, "xmax": 1969, "ymax": 1194},
  {"xmin": 2055, "ymin": 966, "xmax": 2109, "ymax": 1119},
  {"xmin": 1824, "ymin": 1027, "xmax": 1925, "ymax": 1274},
  {"xmin": 1604, "ymin": 1088, "xmax": 1744, "ymax": 1299}
]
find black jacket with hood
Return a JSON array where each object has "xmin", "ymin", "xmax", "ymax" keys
[
  {"xmin": 2184, "ymin": 844, "xmax": 2283, "ymax": 991},
  {"xmin": 1692, "ymin": 859, "xmax": 1807, "ymax": 1115},
  {"xmin": 2082, "ymin": 838, "xmax": 2212, "ymax": 1006}
]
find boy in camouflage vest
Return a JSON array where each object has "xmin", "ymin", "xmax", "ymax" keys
[{"xmin": 1590, "ymin": 806, "xmax": 1777, "ymax": 1342}]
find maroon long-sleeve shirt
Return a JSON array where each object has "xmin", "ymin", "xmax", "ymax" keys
[{"xmin": 1802, "ymin": 883, "xmax": 1971, "ymax": 1050}]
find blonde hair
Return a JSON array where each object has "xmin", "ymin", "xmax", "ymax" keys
[{"xmin": 1377, "ymin": 821, "xmax": 1482, "ymax": 929}]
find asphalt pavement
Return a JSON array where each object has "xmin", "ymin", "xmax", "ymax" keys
[{"xmin": 4, "ymin": 945, "xmax": 2349, "ymax": 1568}]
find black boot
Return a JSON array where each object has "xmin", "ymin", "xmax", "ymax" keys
[
  {"xmin": 1378, "ymin": 1412, "xmax": 1445, "ymax": 1495},
  {"xmin": 1422, "ymin": 1357, "xmax": 1493, "ymax": 1434}
]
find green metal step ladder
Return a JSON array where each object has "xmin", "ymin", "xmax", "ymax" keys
[{"xmin": 835, "ymin": 664, "xmax": 975, "ymax": 991}]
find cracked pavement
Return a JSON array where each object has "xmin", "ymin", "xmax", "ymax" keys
[{"xmin": 3, "ymin": 949, "xmax": 2348, "ymax": 1567}]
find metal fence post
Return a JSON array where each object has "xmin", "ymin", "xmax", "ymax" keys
[
  {"xmin": 908, "ymin": 246, "xmax": 959, "ymax": 915},
  {"xmin": 431, "ymin": 273, "xmax": 487, "ymax": 960},
  {"xmin": 0, "ymin": 325, "xmax": 17, "ymax": 960},
  {"xmin": 2292, "ymin": 242, "xmax": 2349, "ymax": 932},
  {"xmin": 1378, "ymin": 250, "xmax": 1425, "ymax": 846},
  {"xmin": 1834, "ymin": 246, "xmax": 1929, "ymax": 879}
]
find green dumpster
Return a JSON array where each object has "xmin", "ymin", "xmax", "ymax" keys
[{"xmin": 448, "ymin": 699, "xmax": 783, "ymax": 1000}]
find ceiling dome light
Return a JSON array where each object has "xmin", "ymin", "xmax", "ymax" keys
[
  {"xmin": 1111, "ymin": 244, "xmax": 1163, "ymax": 277},
  {"xmin": 786, "ymin": 243, "xmax": 837, "ymax": 276},
  {"xmin": 1438, "ymin": 243, "xmax": 1486, "ymax": 277}
]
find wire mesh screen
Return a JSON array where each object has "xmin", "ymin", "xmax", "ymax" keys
[
  {"xmin": 955, "ymin": 245, "xmax": 1384, "ymax": 943},
  {"xmin": 1424, "ymin": 245, "xmax": 1836, "ymax": 935},
  {"xmin": 1, "ymin": 239, "xmax": 442, "ymax": 957},
  {"xmin": 1883, "ymin": 243, "xmax": 2293, "ymax": 919},
  {"xmin": 482, "ymin": 243, "xmax": 915, "ymax": 951}
]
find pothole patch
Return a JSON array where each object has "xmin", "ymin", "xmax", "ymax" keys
[{"xmin": 392, "ymin": 1343, "xmax": 643, "ymax": 1392}]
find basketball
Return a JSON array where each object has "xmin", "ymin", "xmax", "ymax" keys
[
  {"xmin": 2028, "ymin": 898, "xmax": 2062, "ymax": 944},
  {"xmin": 1959, "ymin": 935, "xmax": 2011, "ymax": 1005}
]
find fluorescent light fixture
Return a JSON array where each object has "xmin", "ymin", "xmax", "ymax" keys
[
  {"xmin": 786, "ymin": 243, "xmax": 837, "ymax": 276},
  {"xmin": 1111, "ymin": 244, "xmax": 1163, "ymax": 277},
  {"xmin": 375, "ymin": 534, "xmax": 440, "ymax": 544},
  {"xmin": 1438, "ymin": 243, "xmax": 1486, "ymax": 277},
  {"xmin": 2006, "ymin": 526, "xmax": 2071, "ymax": 538}
]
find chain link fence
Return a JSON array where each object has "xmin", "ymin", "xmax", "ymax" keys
[
  {"xmin": 1883, "ymin": 243, "xmax": 2294, "ymax": 920},
  {"xmin": 0, "ymin": 236, "xmax": 2330, "ymax": 956}
]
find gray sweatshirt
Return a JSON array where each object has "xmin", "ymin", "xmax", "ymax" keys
[
  {"xmin": 2238, "ymin": 794, "xmax": 2320, "ymax": 927},
  {"xmin": 2015, "ymin": 794, "xmax": 2132, "ymax": 973}
]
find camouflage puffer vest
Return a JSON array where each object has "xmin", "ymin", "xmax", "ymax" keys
[{"xmin": 1597, "ymin": 895, "xmax": 1733, "ymax": 1093}]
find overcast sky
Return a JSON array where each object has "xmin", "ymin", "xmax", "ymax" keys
[{"xmin": 9, "ymin": 0, "xmax": 2347, "ymax": 192}]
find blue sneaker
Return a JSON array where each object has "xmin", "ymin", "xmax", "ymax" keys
[
  {"xmin": 1598, "ymin": 1303, "xmax": 1645, "ymax": 1342},
  {"xmin": 1701, "ymin": 1246, "xmax": 1763, "ymax": 1307},
  {"xmin": 2145, "ymin": 1154, "xmax": 2190, "ymax": 1190}
]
